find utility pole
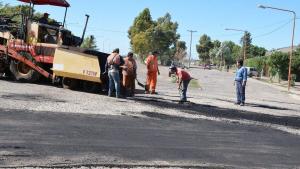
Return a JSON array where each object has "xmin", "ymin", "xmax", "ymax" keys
[
  {"xmin": 225, "ymin": 28, "xmax": 247, "ymax": 61},
  {"xmin": 187, "ymin": 30, "xmax": 197, "ymax": 68},
  {"xmin": 258, "ymin": 4, "xmax": 296, "ymax": 91}
]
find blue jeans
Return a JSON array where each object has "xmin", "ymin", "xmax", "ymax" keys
[
  {"xmin": 108, "ymin": 70, "xmax": 120, "ymax": 98},
  {"xmin": 180, "ymin": 79, "xmax": 190, "ymax": 101},
  {"xmin": 236, "ymin": 81, "xmax": 246, "ymax": 103}
]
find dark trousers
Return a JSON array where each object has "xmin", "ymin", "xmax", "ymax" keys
[
  {"xmin": 236, "ymin": 81, "xmax": 246, "ymax": 103},
  {"xmin": 123, "ymin": 74, "xmax": 135, "ymax": 96},
  {"xmin": 180, "ymin": 79, "xmax": 190, "ymax": 101}
]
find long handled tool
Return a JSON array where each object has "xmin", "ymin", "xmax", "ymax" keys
[{"xmin": 136, "ymin": 78, "xmax": 147, "ymax": 90}]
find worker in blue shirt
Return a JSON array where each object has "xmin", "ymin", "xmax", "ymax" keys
[{"xmin": 234, "ymin": 59, "xmax": 247, "ymax": 106}]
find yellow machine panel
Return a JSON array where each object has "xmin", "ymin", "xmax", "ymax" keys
[{"xmin": 53, "ymin": 48, "xmax": 101, "ymax": 83}]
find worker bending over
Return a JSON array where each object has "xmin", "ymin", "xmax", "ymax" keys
[{"xmin": 169, "ymin": 65, "xmax": 192, "ymax": 103}]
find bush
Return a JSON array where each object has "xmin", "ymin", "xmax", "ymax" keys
[
  {"xmin": 246, "ymin": 56, "xmax": 266, "ymax": 74},
  {"xmin": 267, "ymin": 52, "xmax": 289, "ymax": 80},
  {"xmin": 292, "ymin": 48, "xmax": 300, "ymax": 82}
]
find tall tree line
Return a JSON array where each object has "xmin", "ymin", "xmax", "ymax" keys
[{"xmin": 196, "ymin": 33, "xmax": 267, "ymax": 66}]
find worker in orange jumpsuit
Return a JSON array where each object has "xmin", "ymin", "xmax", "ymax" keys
[
  {"xmin": 145, "ymin": 51, "xmax": 160, "ymax": 94},
  {"xmin": 122, "ymin": 52, "xmax": 137, "ymax": 97}
]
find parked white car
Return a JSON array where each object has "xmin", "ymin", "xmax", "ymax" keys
[{"xmin": 245, "ymin": 67, "xmax": 259, "ymax": 77}]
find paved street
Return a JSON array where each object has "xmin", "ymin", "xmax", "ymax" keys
[
  {"xmin": 0, "ymin": 64, "xmax": 300, "ymax": 168},
  {"xmin": 1, "ymin": 108, "xmax": 300, "ymax": 169}
]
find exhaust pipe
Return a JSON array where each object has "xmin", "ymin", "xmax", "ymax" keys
[{"xmin": 80, "ymin": 14, "xmax": 90, "ymax": 46}]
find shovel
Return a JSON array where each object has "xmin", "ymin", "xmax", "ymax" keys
[{"xmin": 136, "ymin": 78, "xmax": 148, "ymax": 91}]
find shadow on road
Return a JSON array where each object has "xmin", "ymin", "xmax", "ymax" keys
[
  {"xmin": 131, "ymin": 95, "xmax": 300, "ymax": 129},
  {"xmin": 0, "ymin": 93, "xmax": 67, "ymax": 103},
  {"xmin": 215, "ymin": 98, "xmax": 293, "ymax": 111},
  {"xmin": 261, "ymin": 99, "xmax": 300, "ymax": 106}
]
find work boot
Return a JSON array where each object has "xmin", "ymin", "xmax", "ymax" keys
[{"xmin": 150, "ymin": 91, "xmax": 157, "ymax": 95}]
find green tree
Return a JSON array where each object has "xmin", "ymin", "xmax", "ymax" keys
[
  {"xmin": 249, "ymin": 45, "xmax": 267, "ymax": 58},
  {"xmin": 267, "ymin": 51, "xmax": 289, "ymax": 81},
  {"xmin": 221, "ymin": 41, "xmax": 241, "ymax": 65},
  {"xmin": 81, "ymin": 35, "xmax": 98, "ymax": 50},
  {"xmin": 240, "ymin": 31, "xmax": 252, "ymax": 59},
  {"xmin": 196, "ymin": 34, "xmax": 213, "ymax": 63},
  {"xmin": 209, "ymin": 40, "xmax": 221, "ymax": 65},
  {"xmin": 176, "ymin": 41, "xmax": 187, "ymax": 50},
  {"xmin": 209, "ymin": 40, "xmax": 241, "ymax": 66},
  {"xmin": 128, "ymin": 8, "xmax": 155, "ymax": 60},
  {"xmin": 217, "ymin": 42, "xmax": 231, "ymax": 67},
  {"xmin": 128, "ymin": 8, "xmax": 154, "ymax": 40},
  {"xmin": 153, "ymin": 13, "xmax": 180, "ymax": 65},
  {"xmin": 0, "ymin": 3, "xmax": 32, "ymax": 37},
  {"xmin": 212, "ymin": 40, "xmax": 221, "ymax": 49},
  {"xmin": 246, "ymin": 56, "xmax": 267, "ymax": 76},
  {"xmin": 209, "ymin": 47, "xmax": 219, "ymax": 65},
  {"xmin": 0, "ymin": 2, "xmax": 58, "ymax": 24},
  {"xmin": 292, "ymin": 48, "xmax": 300, "ymax": 81},
  {"xmin": 174, "ymin": 41, "xmax": 187, "ymax": 61},
  {"xmin": 128, "ymin": 9, "xmax": 180, "ymax": 64},
  {"xmin": 231, "ymin": 44, "xmax": 242, "ymax": 61},
  {"xmin": 0, "ymin": 3, "xmax": 31, "ymax": 21},
  {"xmin": 0, "ymin": 2, "xmax": 59, "ymax": 39}
]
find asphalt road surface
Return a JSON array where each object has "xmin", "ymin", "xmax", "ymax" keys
[
  {"xmin": 0, "ymin": 64, "xmax": 300, "ymax": 168},
  {"xmin": 1, "ymin": 109, "xmax": 300, "ymax": 169}
]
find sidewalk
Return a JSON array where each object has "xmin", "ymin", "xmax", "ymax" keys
[{"xmin": 251, "ymin": 76, "xmax": 300, "ymax": 97}]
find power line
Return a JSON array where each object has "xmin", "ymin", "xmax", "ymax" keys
[
  {"xmin": 250, "ymin": 18, "xmax": 293, "ymax": 31},
  {"xmin": 180, "ymin": 18, "xmax": 295, "ymax": 39},
  {"xmin": 253, "ymin": 19, "xmax": 293, "ymax": 39}
]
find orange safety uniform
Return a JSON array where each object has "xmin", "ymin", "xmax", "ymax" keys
[
  {"xmin": 122, "ymin": 57, "xmax": 137, "ymax": 96},
  {"xmin": 145, "ymin": 54, "xmax": 159, "ymax": 93}
]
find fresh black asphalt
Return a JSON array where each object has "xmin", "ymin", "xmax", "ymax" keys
[{"xmin": 0, "ymin": 108, "xmax": 300, "ymax": 168}]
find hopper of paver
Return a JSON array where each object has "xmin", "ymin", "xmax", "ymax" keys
[{"xmin": 53, "ymin": 47, "xmax": 109, "ymax": 90}]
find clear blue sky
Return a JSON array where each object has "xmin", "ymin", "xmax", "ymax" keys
[{"xmin": 5, "ymin": 0, "xmax": 300, "ymax": 58}]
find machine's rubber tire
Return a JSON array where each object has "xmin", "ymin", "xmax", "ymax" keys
[
  {"xmin": 82, "ymin": 81, "xmax": 100, "ymax": 93},
  {"xmin": 9, "ymin": 60, "xmax": 40, "ymax": 82},
  {"xmin": 0, "ymin": 59, "xmax": 6, "ymax": 73},
  {"xmin": 62, "ymin": 77, "xmax": 79, "ymax": 90}
]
